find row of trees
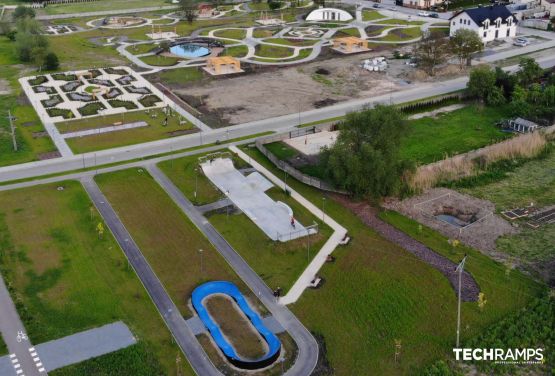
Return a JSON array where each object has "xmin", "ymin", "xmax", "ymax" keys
[
  {"xmin": 0, "ymin": 6, "xmax": 59, "ymax": 71},
  {"xmin": 413, "ymin": 29, "xmax": 483, "ymax": 76},
  {"xmin": 467, "ymin": 57, "xmax": 555, "ymax": 123}
]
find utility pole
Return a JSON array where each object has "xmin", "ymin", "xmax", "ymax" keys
[
  {"xmin": 455, "ymin": 254, "xmax": 467, "ymax": 348},
  {"xmin": 8, "ymin": 110, "xmax": 17, "ymax": 152},
  {"xmin": 199, "ymin": 249, "xmax": 204, "ymax": 274}
]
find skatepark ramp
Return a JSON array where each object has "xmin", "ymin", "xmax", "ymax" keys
[
  {"xmin": 200, "ymin": 157, "xmax": 317, "ymax": 242},
  {"xmin": 191, "ymin": 281, "xmax": 281, "ymax": 370}
]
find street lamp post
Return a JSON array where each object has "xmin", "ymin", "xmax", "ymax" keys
[
  {"xmin": 321, "ymin": 197, "xmax": 326, "ymax": 222},
  {"xmin": 455, "ymin": 254, "xmax": 467, "ymax": 348},
  {"xmin": 194, "ymin": 167, "xmax": 199, "ymax": 203},
  {"xmin": 199, "ymin": 249, "xmax": 204, "ymax": 274}
]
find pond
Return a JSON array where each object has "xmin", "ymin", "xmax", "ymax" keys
[
  {"xmin": 435, "ymin": 214, "xmax": 468, "ymax": 228},
  {"xmin": 170, "ymin": 43, "xmax": 211, "ymax": 58}
]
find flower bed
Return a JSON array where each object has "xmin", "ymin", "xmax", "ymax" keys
[
  {"xmin": 41, "ymin": 95, "xmax": 63, "ymax": 108},
  {"xmin": 32, "ymin": 85, "xmax": 57, "ymax": 95},
  {"xmin": 61, "ymin": 81, "xmax": 83, "ymax": 92},
  {"xmin": 108, "ymin": 99, "xmax": 138, "ymax": 110},
  {"xmin": 46, "ymin": 108, "xmax": 74, "ymax": 119},
  {"xmin": 51, "ymin": 73, "xmax": 78, "ymax": 81},
  {"xmin": 28, "ymin": 76, "xmax": 48, "ymax": 86},
  {"xmin": 139, "ymin": 94, "xmax": 162, "ymax": 108},
  {"xmin": 78, "ymin": 102, "xmax": 106, "ymax": 116},
  {"xmin": 105, "ymin": 67, "xmax": 129, "ymax": 75}
]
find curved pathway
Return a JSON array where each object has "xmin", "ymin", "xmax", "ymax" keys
[{"xmin": 333, "ymin": 195, "xmax": 480, "ymax": 302}]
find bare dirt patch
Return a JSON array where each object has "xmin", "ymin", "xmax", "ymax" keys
[
  {"xmin": 384, "ymin": 188, "xmax": 518, "ymax": 257},
  {"xmin": 171, "ymin": 52, "xmax": 414, "ymax": 125}
]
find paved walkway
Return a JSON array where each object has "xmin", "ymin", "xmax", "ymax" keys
[
  {"xmin": 81, "ymin": 176, "xmax": 221, "ymax": 376},
  {"xmin": 62, "ymin": 121, "xmax": 148, "ymax": 139},
  {"xmin": 0, "ymin": 275, "xmax": 45, "ymax": 376},
  {"xmin": 36, "ymin": 322, "xmax": 136, "ymax": 372},
  {"xmin": 145, "ymin": 164, "xmax": 319, "ymax": 376},
  {"xmin": 229, "ymin": 146, "xmax": 348, "ymax": 305},
  {"xmin": 196, "ymin": 198, "xmax": 233, "ymax": 214}
]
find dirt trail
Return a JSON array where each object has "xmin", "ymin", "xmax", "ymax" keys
[{"xmin": 332, "ymin": 195, "xmax": 480, "ymax": 302}]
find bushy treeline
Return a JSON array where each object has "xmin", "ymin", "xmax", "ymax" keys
[
  {"xmin": 467, "ymin": 58, "xmax": 555, "ymax": 124},
  {"xmin": 0, "ymin": 5, "xmax": 59, "ymax": 71}
]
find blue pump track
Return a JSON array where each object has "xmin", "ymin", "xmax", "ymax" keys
[{"xmin": 192, "ymin": 281, "xmax": 282, "ymax": 370}]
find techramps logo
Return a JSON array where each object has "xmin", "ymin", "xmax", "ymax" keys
[{"xmin": 453, "ymin": 348, "xmax": 545, "ymax": 365}]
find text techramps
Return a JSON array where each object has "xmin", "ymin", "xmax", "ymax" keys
[{"xmin": 191, "ymin": 281, "xmax": 281, "ymax": 369}]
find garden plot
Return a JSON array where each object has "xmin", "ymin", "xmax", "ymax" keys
[{"xmin": 20, "ymin": 66, "xmax": 167, "ymax": 123}]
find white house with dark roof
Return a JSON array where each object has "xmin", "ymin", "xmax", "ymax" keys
[{"xmin": 449, "ymin": 5, "xmax": 517, "ymax": 43}]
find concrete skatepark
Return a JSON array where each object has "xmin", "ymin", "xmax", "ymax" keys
[{"xmin": 201, "ymin": 157, "xmax": 317, "ymax": 242}]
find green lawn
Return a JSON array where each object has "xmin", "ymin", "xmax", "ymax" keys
[
  {"xmin": 41, "ymin": 0, "xmax": 169, "ymax": 15},
  {"xmin": 156, "ymin": 67, "xmax": 205, "ymax": 85},
  {"xmin": 239, "ymin": 145, "xmax": 543, "ymax": 375},
  {"xmin": 376, "ymin": 18, "xmax": 426, "ymax": 25},
  {"xmin": 460, "ymin": 149, "xmax": 555, "ymax": 264},
  {"xmin": 264, "ymin": 38, "xmax": 318, "ymax": 46},
  {"xmin": 213, "ymin": 28, "xmax": 247, "ymax": 40},
  {"xmin": 362, "ymin": 10, "xmax": 385, "ymax": 21},
  {"xmin": 224, "ymin": 44, "xmax": 249, "ymax": 58},
  {"xmin": 400, "ymin": 105, "xmax": 511, "ymax": 164},
  {"xmin": 60, "ymin": 109, "xmax": 195, "ymax": 154},
  {"xmin": 379, "ymin": 26, "xmax": 422, "ymax": 41},
  {"xmin": 140, "ymin": 54, "xmax": 181, "ymax": 66},
  {"xmin": 248, "ymin": 1, "xmax": 272, "ymax": 11},
  {"xmin": 333, "ymin": 27, "xmax": 360, "ymax": 38},
  {"xmin": 0, "ymin": 335, "xmax": 7, "ymax": 355},
  {"xmin": 157, "ymin": 153, "xmax": 224, "ymax": 206},
  {"xmin": 95, "ymin": 168, "xmax": 299, "ymax": 375},
  {"xmin": 0, "ymin": 181, "xmax": 190, "ymax": 375},
  {"xmin": 254, "ymin": 43, "xmax": 295, "ymax": 58},
  {"xmin": 126, "ymin": 43, "xmax": 158, "ymax": 55},
  {"xmin": 253, "ymin": 28, "xmax": 280, "ymax": 38}
]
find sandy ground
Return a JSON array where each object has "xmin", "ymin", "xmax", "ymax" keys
[
  {"xmin": 175, "ymin": 52, "xmax": 414, "ymax": 125},
  {"xmin": 284, "ymin": 130, "xmax": 339, "ymax": 155}
]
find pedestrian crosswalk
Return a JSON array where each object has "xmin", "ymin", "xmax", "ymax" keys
[
  {"xmin": 29, "ymin": 348, "xmax": 46, "ymax": 373},
  {"xmin": 9, "ymin": 353, "xmax": 24, "ymax": 376}
]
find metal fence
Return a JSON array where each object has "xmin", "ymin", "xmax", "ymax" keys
[{"xmin": 255, "ymin": 125, "xmax": 349, "ymax": 195}]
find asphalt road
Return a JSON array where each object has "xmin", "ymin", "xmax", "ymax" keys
[
  {"xmin": 35, "ymin": 5, "xmax": 179, "ymax": 20},
  {"xmin": 81, "ymin": 177, "xmax": 222, "ymax": 376},
  {"xmin": 0, "ymin": 276, "xmax": 45, "ymax": 376},
  {"xmin": 147, "ymin": 164, "xmax": 319, "ymax": 376}
]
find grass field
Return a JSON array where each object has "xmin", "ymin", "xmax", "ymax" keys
[
  {"xmin": 155, "ymin": 67, "xmax": 205, "ymax": 85},
  {"xmin": 362, "ymin": 10, "xmax": 385, "ymax": 21},
  {"xmin": 333, "ymin": 27, "xmax": 360, "ymax": 38},
  {"xmin": 60, "ymin": 109, "xmax": 195, "ymax": 154},
  {"xmin": 239, "ymin": 145, "xmax": 543, "ymax": 375},
  {"xmin": 126, "ymin": 43, "xmax": 158, "ymax": 55},
  {"xmin": 380, "ymin": 26, "xmax": 422, "ymax": 41},
  {"xmin": 213, "ymin": 28, "xmax": 248, "ymax": 40},
  {"xmin": 376, "ymin": 18, "xmax": 426, "ymax": 25},
  {"xmin": 254, "ymin": 44, "xmax": 295, "ymax": 58},
  {"xmin": 400, "ymin": 105, "xmax": 511, "ymax": 164},
  {"xmin": 40, "ymin": 0, "xmax": 170, "ymax": 15},
  {"xmin": 205, "ymin": 296, "xmax": 266, "ymax": 359},
  {"xmin": 224, "ymin": 44, "xmax": 249, "ymax": 58},
  {"xmin": 140, "ymin": 54, "xmax": 181, "ymax": 66},
  {"xmin": 264, "ymin": 38, "xmax": 319, "ymax": 46},
  {"xmin": 461, "ymin": 149, "xmax": 555, "ymax": 264},
  {"xmin": 0, "ymin": 181, "xmax": 191, "ymax": 375},
  {"xmin": 0, "ymin": 335, "xmax": 7, "ymax": 355},
  {"xmin": 95, "ymin": 168, "xmax": 300, "ymax": 374},
  {"xmin": 253, "ymin": 28, "xmax": 280, "ymax": 38}
]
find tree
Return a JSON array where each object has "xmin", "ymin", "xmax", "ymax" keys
[
  {"xmin": 31, "ymin": 46, "xmax": 47, "ymax": 71},
  {"xmin": 14, "ymin": 18, "xmax": 48, "ymax": 62},
  {"xmin": 467, "ymin": 65, "xmax": 504, "ymax": 105},
  {"xmin": 320, "ymin": 105, "xmax": 412, "ymax": 197},
  {"xmin": 449, "ymin": 29, "xmax": 483, "ymax": 69},
  {"xmin": 179, "ymin": 0, "xmax": 198, "ymax": 23},
  {"xmin": 412, "ymin": 30, "xmax": 450, "ymax": 76},
  {"xmin": 44, "ymin": 52, "xmax": 59, "ymax": 70},
  {"xmin": 516, "ymin": 57, "xmax": 543, "ymax": 87},
  {"xmin": 12, "ymin": 5, "xmax": 35, "ymax": 21},
  {"xmin": 268, "ymin": 0, "xmax": 282, "ymax": 10}
]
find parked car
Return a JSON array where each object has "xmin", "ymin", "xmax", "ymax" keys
[
  {"xmin": 372, "ymin": 3, "xmax": 381, "ymax": 8},
  {"xmin": 389, "ymin": 5, "xmax": 397, "ymax": 10},
  {"xmin": 513, "ymin": 37, "xmax": 530, "ymax": 47},
  {"xmin": 429, "ymin": 12, "xmax": 439, "ymax": 18},
  {"xmin": 418, "ymin": 11, "xmax": 430, "ymax": 16}
]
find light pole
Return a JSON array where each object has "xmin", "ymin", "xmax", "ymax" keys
[
  {"xmin": 199, "ymin": 249, "xmax": 204, "ymax": 274},
  {"xmin": 7, "ymin": 110, "xmax": 17, "ymax": 152},
  {"xmin": 306, "ymin": 228, "xmax": 310, "ymax": 264},
  {"xmin": 284, "ymin": 171, "xmax": 288, "ymax": 193},
  {"xmin": 225, "ymin": 190, "xmax": 230, "ymax": 221},
  {"xmin": 194, "ymin": 167, "xmax": 199, "ymax": 203},
  {"xmin": 455, "ymin": 254, "xmax": 467, "ymax": 348},
  {"xmin": 321, "ymin": 197, "xmax": 326, "ymax": 222}
]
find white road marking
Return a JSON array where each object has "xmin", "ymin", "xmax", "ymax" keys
[
  {"xmin": 9, "ymin": 354, "xmax": 16, "ymax": 358},
  {"xmin": 14, "ymin": 364, "xmax": 20, "ymax": 369},
  {"xmin": 36, "ymin": 362, "xmax": 42, "ymax": 367},
  {"xmin": 16, "ymin": 370, "xmax": 23, "ymax": 375},
  {"xmin": 30, "ymin": 352, "xmax": 37, "ymax": 357},
  {"xmin": 11, "ymin": 358, "xmax": 18, "ymax": 364},
  {"xmin": 33, "ymin": 357, "xmax": 39, "ymax": 362},
  {"xmin": 38, "ymin": 367, "xmax": 45, "ymax": 372}
]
